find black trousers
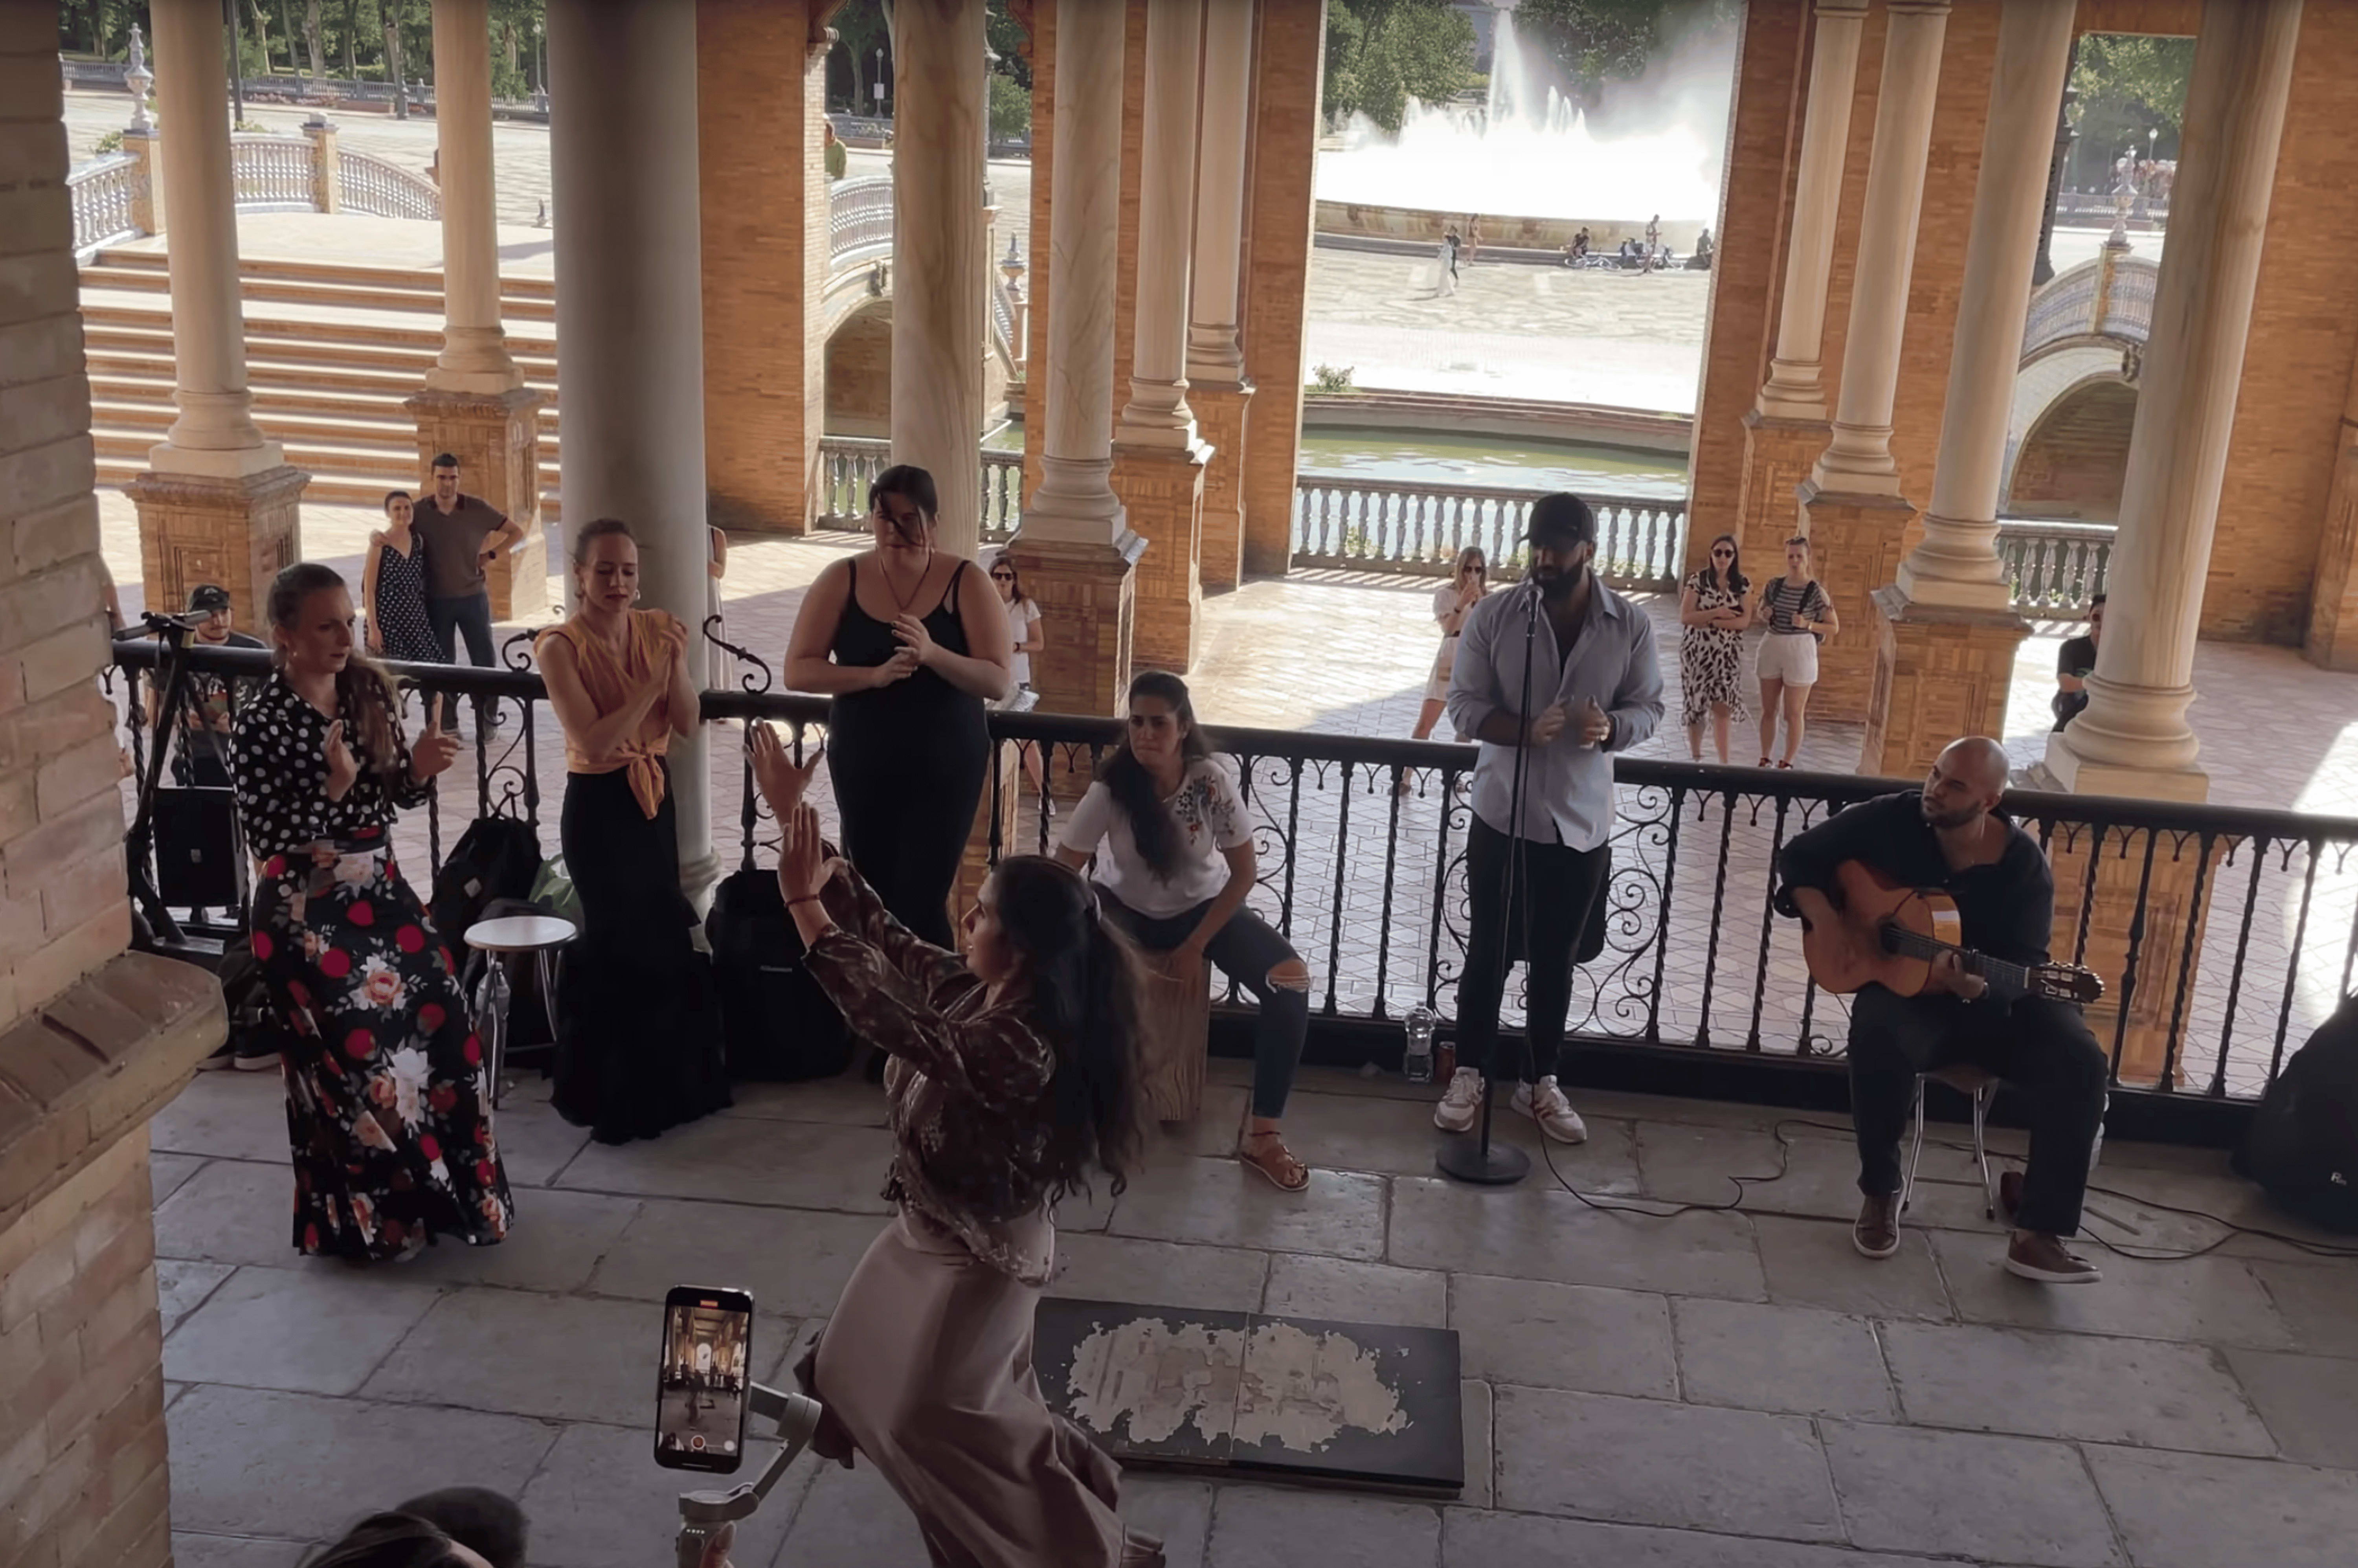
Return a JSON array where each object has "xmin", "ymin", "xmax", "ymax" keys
[
  {"xmin": 1454, "ymin": 815, "xmax": 1612, "ymax": 1083},
  {"xmin": 1848, "ymin": 987, "xmax": 2109, "ymax": 1237}
]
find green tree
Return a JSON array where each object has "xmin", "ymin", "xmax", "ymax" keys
[
  {"xmin": 986, "ymin": 0, "xmax": 1031, "ymax": 92},
  {"xmin": 988, "ymin": 71, "xmax": 1030, "ymax": 144},
  {"xmin": 1513, "ymin": 0, "xmax": 1738, "ymax": 103},
  {"xmin": 1322, "ymin": 0, "xmax": 1475, "ymax": 133},
  {"xmin": 2067, "ymin": 33, "xmax": 2191, "ymax": 185}
]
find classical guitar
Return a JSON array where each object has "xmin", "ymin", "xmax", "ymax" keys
[{"xmin": 1799, "ymin": 860, "xmax": 2104, "ymax": 1005}]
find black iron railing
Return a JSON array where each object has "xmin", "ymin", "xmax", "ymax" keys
[{"xmin": 108, "ymin": 639, "xmax": 2358, "ymax": 1129}]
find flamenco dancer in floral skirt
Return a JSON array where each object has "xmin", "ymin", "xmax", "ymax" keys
[{"xmin": 232, "ymin": 562, "xmax": 512, "ymax": 1261}]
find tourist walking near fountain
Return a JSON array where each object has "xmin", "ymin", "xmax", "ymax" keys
[
  {"xmin": 231, "ymin": 562, "xmax": 511, "ymax": 1261},
  {"xmin": 1055, "ymin": 672, "xmax": 1313, "ymax": 1192},
  {"xmin": 747, "ymin": 731, "xmax": 1166, "ymax": 1568},
  {"xmin": 784, "ymin": 465, "xmax": 1011, "ymax": 947},
  {"xmin": 1755, "ymin": 535, "xmax": 1837, "ymax": 767},
  {"xmin": 1408, "ymin": 547, "xmax": 1491, "ymax": 774},
  {"xmin": 535, "ymin": 518, "xmax": 730, "ymax": 1144},
  {"xmin": 1679, "ymin": 534, "xmax": 1751, "ymax": 764}
]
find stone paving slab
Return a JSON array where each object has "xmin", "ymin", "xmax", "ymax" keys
[
  {"xmin": 584, "ymin": 1196, "xmax": 892, "ymax": 1320},
  {"xmin": 1879, "ymin": 1321, "xmax": 2276, "ymax": 1456},
  {"xmin": 1819, "ymin": 1421, "xmax": 2124, "ymax": 1568},
  {"xmin": 1669, "ymin": 1298, "xmax": 1897, "ymax": 1421},
  {"xmin": 1447, "ymin": 1274, "xmax": 1677, "ymax": 1399},
  {"xmin": 1106, "ymin": 1157, "xmax": 1389, "ymax": 1260},
  {"xmin": 1258, "ymin": 1253, "xmax": 1449, "ymax": 1327},
  {"xmin": 2081, "ymin": 1445, "xmax": 2358, "ymax": 1568},
  {"xmin": 170, "ymin": 1534, "xmax": 311, "ymax": 1568},
  {"xmin": 1492, "ymin": 1385, "xmax": 1844, "ymax": 1541},
  {"xmin": 154, "ymin": 1257, "xmax": 235, "ymax": 1337},
  {"xmin": 150, "ymin": 1150, "xmax": 211, "ymax": 1208},
  {"xmin": 2241, "ymin": 1256, "xmax": 2358, "ymax": 1359},
  {"xmin": 520, "ymin": 1419, "xmax": 810, "ymax": 1568},
  {"xmin": 1749, "ymin": 1214, "xmax": 1956, "ymax": 1322},
  {"xmin": 1203, "ymin": 1483, "xmax": 1443, "ymax": 1568},
  {"xmin": 1389, "ymin": 1177, "xmax": 1767, "ymax": 1300},
  {"xmin": 554, "ymin": 1115, "xmax": 898, "ymax": 1212},
  {"xmin": 1440, "ymin": 1509, "xmax": 1988, "ymax": 1567},
  {"xmin": 2218, "ymin": 1349, "xmax": 2358, "ymax": 1469},
  {"xmin": 163, "ymin": 1263, "xmax": 443, "ymax": 1397},
  {"xmin": 1046, "ymin": 1232, "xmax": 1273, "ymax": 1315},
  {"xmin": 1928, "ymin": 1229, "xmax": 2293, "ymax": 1349}
]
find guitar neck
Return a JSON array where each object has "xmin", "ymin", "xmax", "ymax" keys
[{"xmin": 1881, "ymin": 925, "xmax": 2030, "ymax": 998}]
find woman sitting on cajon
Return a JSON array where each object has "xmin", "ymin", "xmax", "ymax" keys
[{"xmin": 1053, "ymin": 672, "xmax": 1312, "ymax": 1192}]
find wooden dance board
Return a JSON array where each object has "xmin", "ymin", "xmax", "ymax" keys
[{"xmin": 1033, "ymin": 1298, "xmax": 1464, "ymax": 1496}]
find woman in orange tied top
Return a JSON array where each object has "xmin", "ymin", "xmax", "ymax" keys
[{"xmin": 536, "ymin": 518, "xmax": 730, "ymax": 1142}]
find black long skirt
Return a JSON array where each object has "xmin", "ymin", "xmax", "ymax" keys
[{"xmin": 551, "ymin": 764, "xmax": 731, "ymax": 1143}]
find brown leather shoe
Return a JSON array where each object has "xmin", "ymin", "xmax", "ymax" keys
[
  {"xmin": 2004, "ymin": 1230, "xmax": 2101, "ymax": 1284},
  {"xmin": 1853, "ymin": 1192, "xmax": 1901, "ymax": 1259}
]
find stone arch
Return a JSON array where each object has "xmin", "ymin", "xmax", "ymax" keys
[
  {"xmin": 2006, "ymin": 376, "xmax": 2138, "ymax": 523},
  {"xmin": 824, "ymin": 297, "xmax": 893, "ymax": 439}
]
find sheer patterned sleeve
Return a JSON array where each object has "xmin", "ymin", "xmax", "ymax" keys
[
  {"xmin": 801, "ymin": 927, "xmax": 1056, "ymax": 1115},
  {"xmin": 815, "ymin": 846, "xmax": 969, "ymax": 997}
]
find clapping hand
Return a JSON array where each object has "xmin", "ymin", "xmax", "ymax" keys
[
  {"xmin": 1575, "ymin": 697, "xmax": 1611, "ymax": 747},
  {"xmin": 870, "ymin": 645, "xmax": 922, "ymax": 689},
  {"xmin": 323, "ymin": 719, "xmax": 360, "ymax": 799},
  {"xmin": 651, "ymin": 611, "xmax": 692, "ymax": 666},
  {"xmin": 410, "ymin": 714, "xmax": 459, "ymax": 782},
  {"xmin": 748, "ymin": 721, "xmax": 825, "ymax": 819},
  {"xmin": 777, "ymin": 803, "xmax": 841, "ymax": 904},
  {"xmin": 1526, "ymin": 701, "xmax": 1569, "ymax": 747},
  {"xmin": 890, "ymin": 613, "xmax": 938, "ymax": 668}
]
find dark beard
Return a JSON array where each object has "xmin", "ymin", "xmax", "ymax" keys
[{"xmin": 1535, "ymin": 563, "xmax": 1586, "ymax": 602}]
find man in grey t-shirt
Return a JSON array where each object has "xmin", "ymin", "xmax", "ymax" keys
[{"xmin": 415, "ymin": 452, "xmax": 523, "ymax": 727}]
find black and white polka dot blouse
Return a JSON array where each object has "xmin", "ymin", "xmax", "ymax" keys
[{"xmin": 231, "ymin": 672, "xmax": 432, "ymax": 858}]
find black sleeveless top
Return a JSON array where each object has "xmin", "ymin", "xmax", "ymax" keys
[{"xmin": 827, "ymin": 557, "xmax": 987, "ymax": 740}]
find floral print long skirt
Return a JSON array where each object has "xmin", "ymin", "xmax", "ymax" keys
[{"xmin": 249, "ymin": 828, "xmax": 513, "ymax": 1261}]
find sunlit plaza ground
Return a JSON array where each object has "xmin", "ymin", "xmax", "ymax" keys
[{"xmin": 63, "ymin": 86, "xmax": 2358, "ymax": 1568}]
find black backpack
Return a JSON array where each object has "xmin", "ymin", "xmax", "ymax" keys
[
  {"xmin": 2235, "ymin": 993, "xmax": 2358, "ymax": 1233},
  {"xmin": 428, "ymin": 817, "xmax": 544, "ymax": 957},
  {"xmin": 705, "ymin": 867, "xmax": 852, "ymax": 1082}
]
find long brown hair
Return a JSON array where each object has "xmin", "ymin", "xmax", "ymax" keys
[
  {"xmin": 1098, "ymin": 671, "xmax": 1215, "ymax": 880},
  {"xmin": 266, "ymin": 562, "xmax": 406, "ymax": 777},
  {"xmin": 988, "ymin": 856, "xmax": 1147, "ymax": 1201}
]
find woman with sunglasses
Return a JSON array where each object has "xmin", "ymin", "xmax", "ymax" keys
[
  {"xmin": 1410, "ymin": 547, "xmax": 1490, "ymax": 755},
  {"xmin": 784, "ymin": 466, "xmax": 1012, "ymax": 946},
  {"xmin": 990, "ymin": 554, "xmax": 1052, "ymax": 805},
  {"xmin": 1678, "ymin": 533, "xmax": 1752, "ymax": 764}
]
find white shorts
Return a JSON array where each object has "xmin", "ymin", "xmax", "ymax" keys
[{"xmin": 1756, "ymin": 632, "xmax": 1820, "ymax": 687}]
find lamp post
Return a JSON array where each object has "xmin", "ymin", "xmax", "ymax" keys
[{"xmin": 876, "ymin": 46, "xmax": 887, "ymax": 120}]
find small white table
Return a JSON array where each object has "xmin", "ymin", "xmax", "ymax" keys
[{"xmin": 464, "ymin": 914, "xmax": 577, "ymax": 1109}]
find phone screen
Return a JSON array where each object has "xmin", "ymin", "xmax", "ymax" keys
[{"xmin": 654, "ymin": 1287, "xmax": 754, "ymax": 1473}]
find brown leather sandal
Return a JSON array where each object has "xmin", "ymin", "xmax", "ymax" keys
[{"xmin": 1238, "ymin": 1129, "xmax": 1311, "ymax": 1193}]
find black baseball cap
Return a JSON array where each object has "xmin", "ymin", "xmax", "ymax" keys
[
  {"xmin": 1524, "ymin": 493, "xmax": 1598, "ymax": 550},
  {"xmin": 185, "ymin": 584, "xmax": 232, "ymax": 613}
]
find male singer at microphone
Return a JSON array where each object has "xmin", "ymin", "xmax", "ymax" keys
[{"xmin": 1434, "ymin": 494, "xmax": 1664, "ymax": 1144}]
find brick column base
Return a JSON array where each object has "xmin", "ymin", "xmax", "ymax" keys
[
  {"xmin": 1005, "ymin": 532, "xmax": 1145, "ymax": 719},
  {"xmin": 1860, "ymin": 586, "xmax": 2029, "ymax": 777},
  {"xmin": 406, "ymin": 388, "xmax": 549, "ymax": 623},
  {"xmin": 1733, "ymin": 411, "xmax": 1829, "ymax": 573},
  {"xmin": 1191, "ymin": 381, "xmax": 1253, "ymax": 591},
  {"xmin": 1797, "ymin": 483, "xmax": 1914, "ymax": 725},
  {"xmin": 1111, "ymin": 440, "xmax": 1209, "ymax": 672},
  {"xmin": 2047, "ymin": 829, "xmax": 2224, "ymax": 1090},
  {"xmin": 126, "ymin": 466, "xmax": 309, "ymax": 631}
]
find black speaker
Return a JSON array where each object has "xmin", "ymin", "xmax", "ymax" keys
[{"xmin": 152, "ymin": 787, "xmax": 242, "ymax": 909}]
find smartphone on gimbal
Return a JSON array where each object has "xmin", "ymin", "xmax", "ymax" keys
[{"xmin": 653, "ymin": 1286, "xmax": 755, "ymax": 1473}]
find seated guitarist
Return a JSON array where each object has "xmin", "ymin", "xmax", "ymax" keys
[{"xmin": 1778, "ymin": 737, "xmax": 2108, "ymax": 1285}]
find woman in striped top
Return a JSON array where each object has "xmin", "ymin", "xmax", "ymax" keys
[{"xmin": 1752, "ymin": 536, "xmax": 1838, "ymax": 768}]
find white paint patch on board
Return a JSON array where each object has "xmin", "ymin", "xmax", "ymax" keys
[
  {"xmin": 1063, "ymin": 1318, "xmax": 1244, "ymax": 1445},
  {"xmin": 1233, "ymin": 1320, "xmax": 1411, "ymax": 1452}
]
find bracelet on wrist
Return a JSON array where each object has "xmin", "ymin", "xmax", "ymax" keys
[{"xmin": 786, "ymin": 892, "xmax": 824, "ymax": 909}]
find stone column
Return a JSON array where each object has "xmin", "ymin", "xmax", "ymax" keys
[
  {"xmin": 1188, "ymin": 0, "xmax": 1255, "ymax": 593},
  {"xmin": 2048, "ymin": 0, "xmax": 2299, "ymax": 801},
  {"xmin": 410, "ymin": 0, "xmax": 545, "ymax": 622},
  {"xmin": 549, "ymin": 0, "xmax": 718, "ymax": 898},
  {"xmin": 1735, "ymin": 2, "xmax": 1868, "ymax": 569},
  {"xmin": 1860, "ymin": 0, "xmax": 2074, "ymax": 777},
  {"xmin": 1111, "ymin": 0, "xmax": 1208, "ymax": 670},
  {"xmin": 2043, "ymin": 0, "xmax": 2301, "ymax": 1087},
  {"xmin": 890, "ymin": 0, "xmax": 988, "ymax": 558},
  {"xmin": 1796, "ymin": 0, "xmax": 1948, "ymax": 723},
  {"xmin": 126, "ymin": 0, "xmax": 305, "ymax": 631},
  {"xmin": 1008, "ymin": 0, "xmax": 1146, "ymax": 719}
]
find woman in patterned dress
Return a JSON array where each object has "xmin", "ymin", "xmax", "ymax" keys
[
  {"xmin": 232, "ymin": 562, "xmax": 512, "ymax": 1262},
  {"xmin": 362, "ymin": 491, "xmax": 443, "ymax": 665},
  {"xmin": 748, "ymin": 730, "xmax": 1162, "ymax": 1568},
  {"xmin": 1678, "ymin": 533, "xmax": 1752, "ymax": 764}
]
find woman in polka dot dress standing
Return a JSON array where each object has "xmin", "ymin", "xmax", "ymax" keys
[{"xmin": 232, "ymin": 561, "xmax": 513, "ymax": 1262}]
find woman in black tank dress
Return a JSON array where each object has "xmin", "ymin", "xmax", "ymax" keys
[{"xmin": 785, "ymin": 465, "xmax": 1012, "ymax": 946}]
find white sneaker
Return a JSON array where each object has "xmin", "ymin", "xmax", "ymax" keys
[
  {"xmin": 1511, "ymin": 1076, "xmax": 1589, "ymax": 1144},
  {"xmin": 1433, "ymin": 1066, "xmax": 1484, "ymax": 1133}
]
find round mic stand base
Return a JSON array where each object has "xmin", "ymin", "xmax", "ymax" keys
[{"xmin": 1436, "ymin": 1131, "xmax": 1532, "ymax": 1185}]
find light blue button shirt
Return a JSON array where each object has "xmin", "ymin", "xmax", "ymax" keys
[{"xmin": 1444, "ymin": 579, "xmax": 1666, "ymax": 851}]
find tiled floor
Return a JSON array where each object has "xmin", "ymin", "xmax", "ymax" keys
[{"xmin": 154, "ymin": 1059, "xmax": 2358, "ymax": 1567}]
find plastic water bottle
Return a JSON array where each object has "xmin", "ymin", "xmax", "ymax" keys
[{"xmin": 1403, "ymin": 1005, "xmax": 1436, "ymax": 1085}]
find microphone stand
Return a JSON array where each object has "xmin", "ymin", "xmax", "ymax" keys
[{"xmin": 1437, "ymin": 577, "xmax": 1538, "ymax": 1186}]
